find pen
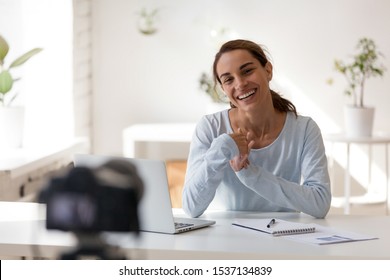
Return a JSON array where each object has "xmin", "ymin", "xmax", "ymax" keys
[{"xmin": 266, "ymin": 218, "xmax": 276, "ymax": 228}]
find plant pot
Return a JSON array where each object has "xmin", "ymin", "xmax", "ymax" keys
[
  {"xmin": 344, "ymin": 105, "xmax": 375, "ymax": 138},
  {"xmin": 0, "ymin": 106, "xmax": 25, "ymax": 149},
  {"xmin": 137, "ymin": 17, "xmax": 157, "ymax": 35}
]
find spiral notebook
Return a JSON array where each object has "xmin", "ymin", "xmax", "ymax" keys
[{"xmin": 232, "ymin": 218, "xmax": 316, "ymax": 236}]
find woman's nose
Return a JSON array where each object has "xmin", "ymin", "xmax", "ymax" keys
[{"xmin": 235, "ymin": 76, "xmax": 248, "ymax": 90}]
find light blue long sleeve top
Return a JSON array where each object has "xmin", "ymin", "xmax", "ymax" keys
[{"xmin": 182, "ymin": 110, "xmax": 331, "ymax": 219}]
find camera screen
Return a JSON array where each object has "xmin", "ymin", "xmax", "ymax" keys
[
  {"xmin": 46, "ymin": 192, "xmax": 98, "ymax": 231},
  {"xmin": 45, "ymin": 187, "xmax": 139, "ymax": 232}
]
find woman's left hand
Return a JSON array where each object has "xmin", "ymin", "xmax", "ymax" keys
[{"xmin": 229, "ymin": 129, "xmax": 255, "ymax": 172}]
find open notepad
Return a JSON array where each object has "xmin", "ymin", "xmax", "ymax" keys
[
  {"xmin": 233, "ymin": 219, "xmax": 378, "ymax": 245},
  {"xmin": 232, "ymin": 218, "xmax": 316, "ymax": 236}
]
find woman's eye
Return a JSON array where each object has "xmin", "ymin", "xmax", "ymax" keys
[
  {"xmin": 243, "ymin": 68, "xmax": 254, "ymax": 75},
  {"xmin": 223, "ymin": 77, "xmax": 233, "ymax": 84}
]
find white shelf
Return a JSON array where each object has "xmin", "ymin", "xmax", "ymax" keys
[
  {"xmin": 332, "ymin": 193, "xmax": 386, "ymax": 208},
  {"xmin": 122, "ymin": 123, "xmax": 196, "ymax": 160},
  {"xmin": 0, "ymin": 138, "xmax": 89, "ymax": 201}
]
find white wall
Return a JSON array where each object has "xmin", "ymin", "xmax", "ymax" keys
[{"xmin": 92, "ymin": 0, "xmax": 390, "ymax": 156}]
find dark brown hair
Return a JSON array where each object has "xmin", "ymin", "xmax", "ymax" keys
[{"xmin": 213, "ymin": 39, "xmax": 297, "ymax": 116}]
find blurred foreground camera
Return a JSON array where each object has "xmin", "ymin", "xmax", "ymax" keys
[{"xmin": 39, "ymin": 159, "xmax": 144, "ymax": 259}]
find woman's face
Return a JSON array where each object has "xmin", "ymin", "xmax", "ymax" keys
[{"xmin": 216, "ymin": 49, "xmax": 273, "ymax": 110}]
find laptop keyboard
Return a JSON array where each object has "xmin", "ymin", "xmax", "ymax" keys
[{"xmin": 175, "ymin": 222, "xmax": 194, "ymax": 229}]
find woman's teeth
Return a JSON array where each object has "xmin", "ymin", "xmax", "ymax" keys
[{"xmin": 238, "ymin": 90, "xmax": 255, "ymax": 100}]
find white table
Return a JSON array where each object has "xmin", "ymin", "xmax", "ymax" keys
[
  {"xmin": 324, "ymin": 134, "xmax": 390, "ymax": 215},
  {"xmin": 122, "ymin": 123, "xmax": 196, "ymax": 160},
  {"xmin": 1, "ymin": 202, "xmax": 390, "ymax": 260}
]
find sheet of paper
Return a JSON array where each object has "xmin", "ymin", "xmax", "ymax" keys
[{"xmin": 283, "ymin": 224, "xmax": 378, "ymax": 245}]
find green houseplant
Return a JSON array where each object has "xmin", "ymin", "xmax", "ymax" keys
[
  {"xmin": 0, "ymin": 34, "xmax": 42, "ymax": 148},
  {"xmin": 334, "ymin": 37, "xmax": 386, "ymax": 108},
  {"xmin": 199, "ymin": 72, "xmax": 229, "ymax": 113},
  {"xmin": 199, "ymin": 72, "xmax": 229, "ymax": 103},
  {"xmin": 137, "ymin": 7, "xmax": 160, "ymax": 35},
  {"xmin": 333, "ymin": 38, "xmax": 386, "ymax": 137},
  {"xmin": 0, "ymin": 34, "xmax": 42, "ymax": 107}
]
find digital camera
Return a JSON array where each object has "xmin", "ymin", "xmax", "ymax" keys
[{"xmin": 39, "ymin": 160, "xmax": 143, "ymax": 233}]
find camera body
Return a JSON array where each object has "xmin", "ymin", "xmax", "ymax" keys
[{"xmin": 39, "ymin": 160, "xmax": 142, "ymax": 233}]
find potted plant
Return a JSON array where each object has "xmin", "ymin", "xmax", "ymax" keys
[
  {"xmin": 137, "ymin": 7, "xmax": 160, "ymax": 35},
  {"xmin": 199, "ymin": 72, "xmax": 229, "ymax": 113},
  {"xmin": 333, "ymin": 37, "xmax": 386, "ymax": 137},
  {"xmin": 0, "ymin": 34, "xmax": 42, "ymax": 148}
]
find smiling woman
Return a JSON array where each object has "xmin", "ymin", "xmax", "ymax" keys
[
  {"xmin": 213, "ymin": 40, "xmax": 297, "ymax": 115},
  {"xmin": 182, "ymin": 39, "xmax": 331, "ymax": 219}
]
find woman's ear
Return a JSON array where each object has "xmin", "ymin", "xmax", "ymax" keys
[{"xmin": 265, "ymin": 61, "xmax": 273, "ymax": 81}]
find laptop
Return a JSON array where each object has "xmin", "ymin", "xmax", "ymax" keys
[{"xmin": 73, "ymin": 154, "xmax": 215, "ymax": 234}]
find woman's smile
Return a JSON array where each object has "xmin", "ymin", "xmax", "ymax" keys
[{"xmin": 237, "ymin": 89, "xmax": 256, "ymax": 100}]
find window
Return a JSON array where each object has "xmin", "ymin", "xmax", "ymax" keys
[{"xmin": 0, "ymin": 0, "xmax": 73, "ymax": 148}]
